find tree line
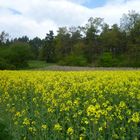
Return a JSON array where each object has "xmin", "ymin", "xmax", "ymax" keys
[{"xmin": 0, "ymin": 10, "xmax": 140, "ymax": 69}]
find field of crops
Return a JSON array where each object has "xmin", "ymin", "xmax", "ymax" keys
[{"xmin": 0, "ymin": 71, "xmax": 140, "ymax": 140}]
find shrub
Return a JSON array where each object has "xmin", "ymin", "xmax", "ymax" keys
[
  {"xmin": 8, "ymin": 42, "xmax": 32, "ymax": 68},
  {"xmin": 99, "ymin": 52, "xmax": 119, "ymax": 67},
  {"xmin": 0, "ymin": 58, "xmax": 15, "ymax": 70},
  {"xmin": 59, "ymin": 54, "xmax": 88, "ymax": 66},
  {"xmin": 0, "ymin": 42, "xmax": 32, "ymax": 69}
]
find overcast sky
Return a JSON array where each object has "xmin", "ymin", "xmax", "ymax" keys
[{"xmin": 0, "ymin": 0, "xmax": 140, "ymax": 38}]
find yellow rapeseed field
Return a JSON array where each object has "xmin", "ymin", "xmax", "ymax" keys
[{"xmin": 0, "ymin": 71, "xmax": 140, "ymax": 140}]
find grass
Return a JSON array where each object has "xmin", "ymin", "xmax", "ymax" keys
[
  {"xmin": 24, "ymin": 60, "xmax": 140, "ymax": 71},
  {"xmin": 27, "ymin": 60, "xmax": 54, "ymax": 69}
]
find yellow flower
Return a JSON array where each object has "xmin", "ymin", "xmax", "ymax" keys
[
  {"xmin": 0, "ymin": 71, "xmax": 140, "ymax": 139},
  {"xmin": 67, "ymin": 127, "xmax": 74, "ymax": 135},
  {"xmin": 31, "ymin": 121, "xmax": 36, "ymax": 125},
  {"xmin": 130, "ymin": 112, "xmax": 140, "ymax": 123},
  {"xmin": 107, "ymin": 106, "xmax": 113, "ymax": 111},
  {"xmin": 99, "ymin": 127, "xmax": 103, "ymax": 131},
  {"xmin": 119, "ymin": 101, "xmax": 126, "ymax": 108},
  {"xmin": 15, "ymin": 111, "xmax": 21, "ymax": 117},
  {"xmin": 54, "ymin": 123, "xmax": 62, "ymax": 131},
  {"xmin": 86, "ymin": 105, "xmax": 96, "ymax": 116},
  {"xmin": 80, "ymin": 137, "xmax": 83, "ymax": 140},
  {"xmin": 42, "ymin": 124, "xmax": 47, "ymax": 130},
  {"xmin": 81, "ymin": 117, "xmax": 89, "ymax": 124},
  {"xmin": 28, "ymin": 127, "xmax": 36, "ymax": 134},
  {"xmin": 23, "ymin": 118, "xmax": 30, "ymax": 126}
]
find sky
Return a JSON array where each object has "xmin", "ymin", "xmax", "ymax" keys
[{"xmin": 0, "ymin": 0, "xmax": 140, "ymax": 38}]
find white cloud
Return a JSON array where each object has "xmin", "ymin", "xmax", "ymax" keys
[
  {"xmin": 67, "ymin": 0, "xmax": 90, "ymax": 4},
  {"xmin": 0, "ymin": 0, "xmax": 140, "ymax": 38}
]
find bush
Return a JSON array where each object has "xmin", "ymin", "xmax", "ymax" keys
[
  {"xmin": 99, "ymin": 52, "xmax": 119, "ymax": 67},
  {"xmin": 0, "ymin": 58, "xmax": 15, "ymax": 70},
  {"xmin": 59, "ymin": 54, "xmax": 88, "ymax": 66},
  {"xmin": 119, "ymin": 53, "xmax": 140, "ymax": 67},
  {"xmin": 0, "ymin": 42, "xmax": 32, "ymax": 69},
  {"xmin": 8, "ymin": 42, "xmax": 32, "ymax": 68},
  {"xmin": 124, "ymin": 60, "xmax": 140, "ymax": 67}
]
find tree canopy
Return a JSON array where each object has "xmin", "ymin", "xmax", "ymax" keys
[{"xmin": 0, "ymin": 11, "xmax": 140, "ymax": 69}]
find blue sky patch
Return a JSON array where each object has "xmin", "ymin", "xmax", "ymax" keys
[
  {"xmin": 82, "ymin": 0, "xmax": 107, "ymax": 8},
  {"xmin": 8, "ymin": 8, "xmax": 22, "ymax": 15}
]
